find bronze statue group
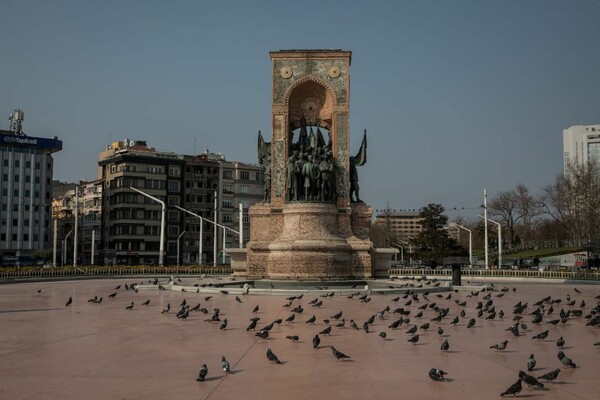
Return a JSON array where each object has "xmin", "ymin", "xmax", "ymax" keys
[{"xmin": 258, "ymin": 117, "xmax": 367, "ymax": 204}]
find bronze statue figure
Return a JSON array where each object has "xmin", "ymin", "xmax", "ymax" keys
[
  {"xmin": 257, "ymin": 131, "xmax": 271, "ymax": 202},
  {"xmin": 349, "ymin": 130, "xmax": 367, "ymax": 203}
]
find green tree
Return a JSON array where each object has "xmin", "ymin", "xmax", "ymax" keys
[{"xmin": 410, "ymin": 204, "xmax": 468, "ymax": 268}]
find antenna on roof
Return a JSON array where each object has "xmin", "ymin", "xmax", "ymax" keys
[{"xmin": 9, "ymin": 109, "xmax": 25, "ymax": 135}]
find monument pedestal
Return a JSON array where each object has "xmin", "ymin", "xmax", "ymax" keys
[{"xmin": 246, "ymin": 203, "xmax": 373, "ymax": 279}]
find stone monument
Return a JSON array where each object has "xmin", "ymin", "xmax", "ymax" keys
[{"xmin": 237, "ymin": 49, "xmax": 377, "ymax": 279}]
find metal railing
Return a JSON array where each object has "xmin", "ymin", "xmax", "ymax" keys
[
  {"xmin": 0, "ymin": 266, "xmax": 232, "ymax": 279},
  {"xmin": 388, "ymin": 268, "xmax": 600, "ymax": 281}
]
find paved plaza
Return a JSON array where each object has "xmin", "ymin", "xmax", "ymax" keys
[{"xmin": 0, "ymin": 277, "xmax": 598, "ymax": 399}]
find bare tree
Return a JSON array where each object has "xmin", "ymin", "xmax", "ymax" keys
[
  {"xmin": 488, "ymin": 190, "xmax": 522, "ymax": 251},
  {"xmin": 513, "ymin": 184, "xmax": 542, "ymax": 248},
  {"xmin": 542, "ymin": 160, "xmax": 600, "ymax": 246}
]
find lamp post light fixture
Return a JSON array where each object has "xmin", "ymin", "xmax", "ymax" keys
[
  {"xmin": 130, "ymin": 187, "xmax": 165, "ymax": 267},
  {"xmin": 395, "ymin": 238, "xmax": 413, "ymax": 266},
  {"xmin": 390, "ymin": 243, "xmax": 404, "ymax": 262},
  {"xmin": 449, "ymin": 222, "xmax": 473, "ymax": 266},
  {"xmin": 62, "ymin": 229, "xmax": 73, "ymax": 266},
  {"xmin": 73, "ymin": 187, "xmax": 79, "ymax": 267},
  {"xmin": 479, "ymin": 215, "xmax": 502, "ymax": 269},
  {"xmin": 177, "ymin": 230, "xmax": 186, "ymax": 267},
  {"xmin": 175, "ymin": 206, "xmax": 203, "ymax": 265},
  {"xmin": 175, "ymin": 205, "xmax": 241, "ymax": 266}
]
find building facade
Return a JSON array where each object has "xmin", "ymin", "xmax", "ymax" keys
[
  {"xmin": 1, "ymin": 128, "xmax": 62, "ymax": 264},
  {"xmin": 373, "ymin": 211, "xmax": 424, "ymax": 244},
  {"xmin": 563, "ymin": 125, "xmax": 600, "ymax": 174},
  {"xmin": 98, "ymin": 140, "xmax": 184, "ymax": 266}
]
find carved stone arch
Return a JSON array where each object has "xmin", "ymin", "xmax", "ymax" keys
[{"xmin": 285, "ymin": 76, "xmax": 337, "ymax": 130}]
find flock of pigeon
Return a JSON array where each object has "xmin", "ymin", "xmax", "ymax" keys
[{"xmin": 59, "ymin": 276, "xmax": 599, "ymax": 397}]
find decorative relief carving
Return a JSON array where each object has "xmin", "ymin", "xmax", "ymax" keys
[{"xmin": 272, "ymin": 141, "xmax": 285, "ymax": 198}]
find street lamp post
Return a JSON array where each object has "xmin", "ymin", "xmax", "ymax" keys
[
  {"xmin": 483, "ymin": 188, "xmax": 489, "ymax": 269},
  {"xmin": 390, "ymin": 243, "xmax": 404, "ymax": 262},
  {"xmin": 73, "ymin": 188, "xmax": 79, "ymax": 267},
  {"xmin": 175, "ymin": 205, "xmax": 241, "ymax": 266},
  {"xmin": 450, "ymin": 222, "xmax": 473, "ymax": 266},
  {"xmin": 395, "ymin": 238, "xmax": 413, "ymax": 266},
  {"xmin": 130, "ymin": 187, "xmax": 165, "ymax": 266},
  {"xmin": 175, "ymin": 206, "xmax": 203, "ymax": 265},
  {"xmin": 53, "ymin": 219, "xmax": 57, "ymax": 267},
  {"xmin": 62, "ymin": 229, "xmax": 73, "ymax": 266},
  {"xmin": 479, "ymin": 215, "xmax": 502, "ymax": 269},
  {"xmin": 177, "ymin": 230, "xmax": 186, "ymax": 266}
]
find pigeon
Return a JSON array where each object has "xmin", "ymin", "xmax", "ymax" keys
[
  {"xmin": 532, "ymin": 330, "xmax": 549, "ymax": 341},
  {"xmin": 313, "ymin": 334, "xmax": 320, "ymax": 349},
  {"xmin": 114, "ymin": 285, "xmax": 121, "ymax": 290},
  {"xmin": 220, "ymin": 319, "xmax": 228, "ymax": 330},
  {"xmin": 319, "ymin": 326, "xmax": 332, "ymax": 335},
  {"xmin": 557, "ymin": 351, "xmax": 576, "ymax": 368},
  {"xmin": 305, "ymin": 315, "xmax": 316, "ymax": 324},
  {"xmin": 125, "ymin": 302, "xmax": 134, "ymax": 310},
  {"xmin": 467, "ymin": 318, "xmax": 476, "ymax": 328},
  {"xmin": 161, "ymin": 303, "xmax": 170, "ymax": 313},
  {"xmin": 490, "ymin": 340, "xmax": 508, "ymax": 351},
  {"xmin": 221, "ymin": 356, "xmax": 230, "ymax": 373},
  {"xmin": 363, "ymin": 322, "xmax": 369, "ymax": 333},
  {"xmin": 350, "ymin": 320, "xmax": 360, "ymax": 330},
  {"xmin": 389, "ymin": 320, "xmax": 402, "ymax": 329},
  {"xmin": 246, "ymin": 320, "xmax": 258, "ymax": 331},
  {"xmin": 235, "ymin": 296, "xmax": 242, "ymax": 303},
  {"xmin": 286, "ymin": 335, "xmax": 299, "ymax": 342},
  {"xmin": 428, "ymin": 368, "xmax": 447, "ymax": 382},
  {"xmin": 204, "ymin": 296, "xmax": 212, "ymax": 301},
  {"xmin": 252, "ymin": 305, "xmax": 259, "ymax": 313},
  {"xmin": 407, "ymin": 334, "xmax": 420, "ymax": 344},
  {"xmin": 331, "ymin": 311, "xmax": 343, "ymax": 320},
  {"xmin": 450, "ymin": 316, "xmax": 459, "ymax": 325},
  {"xmin": 285, "ymin": 314, "xmax": 295, "ymax": 323},
  {"xmin": 196, "ymin": 364, "xmax": 208, "ymax": 381},
  {"xmin": 273, "ymin": 318, "xmax": 283, "ymax": 325},
  {"xmin": 527, "ymin": 354, "xmax": 536, "ymax": 371},
  {"xmin": 437, "ymin": 327, "xmax": 444, "ymax": 335},
  {"xmin": 255, "ymin": 330, "xmax": 269, "ymax": 339},
  {"xmin": 519, "ymin": 370, "xmax": 544, "ymax": 389},
  {"xmin": 65, "ymin": 296, "xmax": 72, "ymax": 307},
  {"xmin": 266, "ymin": 348, "xmax": 281, "ymax": 364},
  {"xmin": 88, "ymin": 296, "xmax": 98, "ymax": 303},
  {"xmin": 537, "ymin": 368, "xmax": 561, "ymax": 383},
  {"xmin": 500, "ymin": 378, "xmax": 523, "ymax": 397},
  {"xmin": 440, "ymin": 339, "xmax": 449, "ymax": 352},
  {"xmin": 556, "ymin": 336, "xmax": 565, "ymax": 349},
  {"xmin": 180, "ymin": 299, "xmax": 187, "ymax": 307},
  {"xmin": 177, "ymin": 308, "xmax": 189, "ymax": 320},
  {"xmin": 574, "ymin": 287, "xmax": 581, "ymax": 294},
  {"xmin": 142, "ymin": 299, "xmax": 150, "ymax": 306},
  {"xmin": 335, "ymin": 319, "xmax": 346, "ymax": 328},
  {"xmin": 108, "ymin": 292, "xmax": 117, "ymax": 298},
  {"xmin": 505, "ymin": 324, "xmax": 520, "ymax": 337},
  {"xmin": 379, "ymin": 332, "xmax": 387, "ymax": 340},
  {"xmin": 406, "ymin": 325, "xmax": 417, "ymax": 335},
  {"xmin": 419, "ymin": 323, "xmax": 430, "ymax": 331},
  {"xmin": 331, "ymin": 346, "xmax": 350, "ymax": 360}
]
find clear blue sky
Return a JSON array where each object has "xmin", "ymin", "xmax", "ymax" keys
[{"xmin": 1, "ymin": 0, "xmax": 599, "ymax": 221}]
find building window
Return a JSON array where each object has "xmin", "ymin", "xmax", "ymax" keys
[
  {"xmin": 13, "ymin": 219, "xmax": 18, "ymax": 227},
  {"xmin": 168, "ymin": 196, "xmax": 180, "ymax": 206},
  {"xmin": 2, "ymin": 174, "xmax": 6, "ymax": 182},
  {"xmin": 2, "ymin": 159, "xmax": 7, "ymax": 167},
  {"xmin": 240, "ymin": 185, "xmax": 248, "ymax": 194},
  {"xmin": 14, "ymin": 175, "xmax": 19, "ymax": 182},
  {"xmin": 222, "ymin": 213, "xmax": 233, "ymax": 223},
  {"xmin": 12, "ymin": 233, "xmax": 17, "ymax": 241},
  {"xmin": 223, "ymin": 170, "xmax": 233, "ymax": 179},
  {"xmin": 222, "ymin": 200, "xmax": 233, "ymax": 209},
  {"xmin": 25, "ymin": 175, "xmax": 31, "ymax": 183},
  {"xmin": 15, "ymin": 160, "xmax": 20, "ymax": 168},
  {"xmin": 240, "ymin": 171, "xmax": 250, "ymax": 180},
  {"xmin": 13, "ymin": 189, "xmax": 19, "ymax": 197},
  {"xmin": 168, "ymin": 181, "xmax": 180, "ymax": 192},
  {"xmin": 23, "ymin": 234, "xmax": 29, "ymax": 241},
  {"xmin": 0, "ymin": 233, "xmax": 5, "ymax": 241},
  {"xmin": 243, "ymin": 228, "xmax": 250, "ymax": 238},
  {"xmin": 223, "ymin": 185, "xmax": 232, "ymax": 194},
  {"xmin": 168, "ymin": 167, "xmax": 180, "ymax": 177},
  {"xmin": 243, "ymin": 213, "xmax": 249, "ymax": 223},
  {"xmin": 26, "ymin": 161, "xmax": 31, "ymax": 168}
]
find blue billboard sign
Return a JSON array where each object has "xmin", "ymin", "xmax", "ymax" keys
[{"xmin": 0, "ymin": 132, "xmax": 62, "ymax": 152}]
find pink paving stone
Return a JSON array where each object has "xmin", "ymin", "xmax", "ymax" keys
[{"xmin": 0, "ymin": 278, "xmax": 598, "ymax": 400}]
